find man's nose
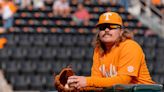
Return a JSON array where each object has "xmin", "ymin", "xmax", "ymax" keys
[{"xmin": 104, "ymin": 28, "xmax": 110, "ymax": 31}]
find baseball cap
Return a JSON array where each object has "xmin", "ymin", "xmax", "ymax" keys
[{"xmin": 96, "ymin": 12, "xmax": 123, "ymax": 27}]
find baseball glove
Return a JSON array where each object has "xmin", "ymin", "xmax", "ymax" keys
[
  {"xmin": 55, "ymin": 67, "xmax": 76, "ymax": 92},
  {"xmin": 54, "ymin": 67, "xmax": 103, "ymax": 92}
]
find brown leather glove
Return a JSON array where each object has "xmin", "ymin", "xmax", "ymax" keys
[
  {"xmin": 54, "ymin": 67, "xmax": 77, "ymax": 92},
  {"xmin": 54, "ymin": 67, "xmax": 103, "ymax": 92}
]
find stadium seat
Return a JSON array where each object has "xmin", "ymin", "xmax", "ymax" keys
[
  {"xmin": 1, "ymin": 61, "xmax": 20, "ymax": 75},
  {"xmin": 74, "ymin": 35, "xmax": 88, "ymax": 46},
  {"xmin": 45, "ymin": 75, "xmax": 56, "ymax": 90},
  {"xmin": 56, "ymin": 47, "xmax": 71, "ymax": 60},
  {"xmin": 11, "ymin": 47, "xmax": 27, "ymax": 59},
  {"xmin": 9, "ymin": 75, "xmax": 30, "ymax": 90},
  {"xmin": 81, "ymin": 61, "xmax": 92, "ymax": 76},
  {"xmin": 26, "ymin": 47, "xmax": 42, "ymax": 59},
  {"xmin": 71, "ymin": 47, "xmax": 85, "ymax": 60},
  {"xmin": 60, "ymin": 34, "xmax": 75, "ymax": 46},
  {"xmin": 41, "ymin": 47, "xmax": 57, "ymax": 59},
  {"xmin": 0, "ymin": 47, "xmax": 12, "ymax": 59},
  {"xmin": 51, "ymin": 61, "xmax": 69, "ymax": 73},
  {"xmin": 144, "ymin": 36, "xmax": 157, "ymax": 48},
  {"xmin": 18, "ymin": 34, "xmax": 32, "ymax": 46},
  {"xmin": 47, "ymin": 34, "xmax": 60, "ymax": 46},
  {"xmin": 157, "ymin": 38, "xmax": 164, "ymax": 48},
  {"xmin": 134, "ymin": 36, "xmax": 144, "ymax": 46},
  {"xmin": 35, "ymin": 61, "xmax": 51, "ymax": 74},
  {"xmin": 19, "ymin": 61, "xmax": 36, "ymax": 74},
  {"xmin": 29, "ymin": 75, "xmax": 46, "ymax": 90},
  {"xmin": 5, "ymin": 34, "xmax": 18, "ymax": 46},
  {"xmin": 152, "ymin": 75, "xmax": 164, "ymax": 85},
  {"xmin": 156, "ymin": 48, "xmax": 164, "ymax": 61},
  {"xmin": 146, "ymin": 60, "xmax": 154, "ymax": 74},
  {"xmin": 84, "ymin": 47, "xmax": 94, "ymax": 60},
  {"xmin": 68, "ymin": 61, "xmax": 83, "ymax": 74},
  {"xmin": 143, "ymin": 48, "xmax": 155, "ymax": 60},
  {"xmin": 154, "ymin": 61, "xmax": 164, "ymax": 74},
  {"xmin": 31, "ymin": 34, "xmax": 47, "ymax": 46}
]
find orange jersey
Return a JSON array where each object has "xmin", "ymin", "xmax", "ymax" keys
[{"xmin": 86, "ymin": 39, "xmax": 155, "ymax": 87}]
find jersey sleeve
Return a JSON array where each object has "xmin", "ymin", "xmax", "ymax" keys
[
  {"xmin": 86, "ymin": 75, "xmax": 132, "ymax": 87},
  {"xmin": 117, "ymin": 41, "xmax": 143, "ymax": 77}
]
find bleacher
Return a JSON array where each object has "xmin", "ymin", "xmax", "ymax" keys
[{"xmin": 0, "ymin": 0, "xmax": 164, "ymax": 91}]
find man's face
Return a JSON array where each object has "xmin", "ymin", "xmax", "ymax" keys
[{"xmin": 98, "ymin": 24, "xmax": 122, "ymax": 44}]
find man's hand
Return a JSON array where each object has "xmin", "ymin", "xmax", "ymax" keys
[{"xmin": 68, "ymin": 76, "xmax": 87, "ymax": 89}]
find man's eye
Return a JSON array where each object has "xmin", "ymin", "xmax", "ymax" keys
[{"xmin": 99, "ymin": 27, "xmax": 105, "ymax": 30}]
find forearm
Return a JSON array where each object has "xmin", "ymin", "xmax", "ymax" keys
[{"xmin": 86, "ymin": 75, "xmax": 132, "ymax": 87}]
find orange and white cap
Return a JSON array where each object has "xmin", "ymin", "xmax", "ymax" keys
[{"xmin": 96, "ymin": 12, "xmax": 123, "ymax": 26}]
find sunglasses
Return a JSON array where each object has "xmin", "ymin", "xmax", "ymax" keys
[{"xmin": 98, "ymin": 24, "xmax": 121, "ymax": 31}]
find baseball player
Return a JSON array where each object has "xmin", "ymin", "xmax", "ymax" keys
[{"xmin": 67, "ymin": 12, "xmax": 155, "ymax": 89}]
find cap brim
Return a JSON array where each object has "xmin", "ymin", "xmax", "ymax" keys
[{"xmin": 95, "ymin": 23, "xmax": 122, "ymax": 28}]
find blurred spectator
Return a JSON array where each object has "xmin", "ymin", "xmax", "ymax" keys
[
  {"xmin": 97, "ymin": 0, "xmax": 119, "ymax": 5},
  {"xmin": 110, "ymin": 0, "xmax": 121, "ymax": 5},
  {"xmin": 97, "ymin": 0, "xmax": 109, "ymax": 5},
  {"xmin": 127, "ymin": 0, "xmax": 141, "ymax": 16},
  {"xmin": 21, "ymin": 0, "xmax": 45, "ymax": 9},
  {"xmin": 72, "ymin": 3, "xmax": 90, "ymax": 25},
  {"xmin": 100, "ymin": 0, "xmax": 109, "ymax": 3},
  {"xmin": 13, "ymin": 0, "xmax": 21, "ymax": 6},
  {"xmin": 21, "ymin": 0, "xmax": 32, "ymax": 8},
  {"xmin": 0, "ymin": 0, "xmax": 17, "ymax": 32},
  {"xmin": 33, "ymin": 0, "xmax": 45, "ymax": 9},
  {"xmin": 118, "ymin": 0, "xmax": 129, "ymax": 11},
  {"xmin": 0, "ymin": 70, "xmax": 13, "ymax": 92},
  {"xmin": 71, "ymin": 0, "xmax": 79, "ymax": 5},
  {"xmin": 52, "ymin": 0, "xmax": 71, "ymax": 17},
  {"xmin": 83, "ymin": 0, "xmax": 92, "ymax": 5}
]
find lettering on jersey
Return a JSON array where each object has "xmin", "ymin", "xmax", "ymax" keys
[{"xmin": 99, "ymin": 64, "xmax": 117, "ymax": 77}]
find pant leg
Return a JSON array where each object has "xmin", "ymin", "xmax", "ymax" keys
[{"xmin": 3, "ymin": 17, "xmax": 14, "ymax": 30}]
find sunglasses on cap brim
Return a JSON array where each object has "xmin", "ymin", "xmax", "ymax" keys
[{"xmin": 97, "ymin": 24, "xmax": 122, "ymax": 31}]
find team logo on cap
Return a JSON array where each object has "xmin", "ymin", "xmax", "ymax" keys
[{"xmin": 104, "ymin": 13, "xmax": 112, "ymax": 21}]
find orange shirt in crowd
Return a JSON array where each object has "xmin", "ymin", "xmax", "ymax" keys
[
  {"xmin": 0, "ymin": 38, "xmax": 7, "ymax": 49},
  {"xmin": 151, "ymin": 0, "xmax": 161, "ymax": 5},
  {"xmin": 0, "ymin": 1, "xmax": 17, "ymax": 19},
  {"xmin": 86, "ymin": 39, "xmax": 155, "ymax": 87}
]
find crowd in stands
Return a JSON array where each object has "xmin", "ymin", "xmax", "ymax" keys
[{"xmin": 0, "ymin": 0, "xmax": 163, "ymax": 33}]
